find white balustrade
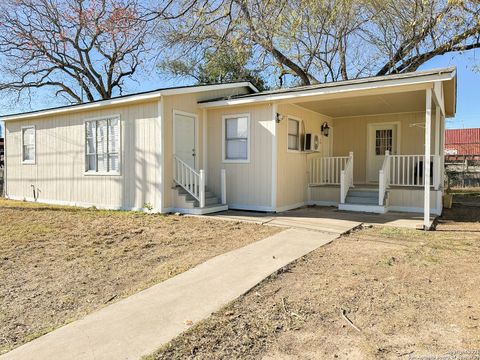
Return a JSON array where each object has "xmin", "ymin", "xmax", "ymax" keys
[
  {"xmin": 309, "ymin": 155, "xmax": 351, "ymax": 185},
  {"xmin": 340, "ymin": 152, "xmax": 354, "ymax": 203},
  {"xmin": 173, "ymin": 156, "xmax": 205, "ymax": 208}
]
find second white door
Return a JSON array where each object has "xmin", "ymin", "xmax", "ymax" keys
[
  {"xmin": 174, "ymin": 111, "xmax": 196, "ymax": 169},
  {"xmin": 367, "ymin": 123, "xmax": 398, "ymax": 182}
]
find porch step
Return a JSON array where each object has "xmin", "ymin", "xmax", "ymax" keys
[
  {"xmin": 338, "ymin": 203, "xmax": 387, "ymax": 214},
  {"xmin": 341, "ymin": 187, "xmax": 387, "ymax": 212},
  {"xmin": 348, "ymin": 189, "xmax": 378, "ymax": 198},
  {"xmin": 345, "ymin": 196, "xmax": 379, "ymax": 205},
  {"xmin": 173, "ymin": 186, "xmax": 226, "ymax": 213}
]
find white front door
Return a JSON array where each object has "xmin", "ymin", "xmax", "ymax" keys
[
  {"xmin": 367, "ymin": 123, "xmax": 398, "ymax": 183},
  {"xmin": 174, "ymin": 111, "xmax": 196, "ymax": 169}
]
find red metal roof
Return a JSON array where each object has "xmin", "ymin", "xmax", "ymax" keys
[{"xmin": 445, "ymin": 128, "xmax": 480, "ymax": 155}]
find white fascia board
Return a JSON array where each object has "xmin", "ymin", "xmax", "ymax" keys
[
  {"xmin": 160, "ymin": 82, "xmax": 258, "ymax": 96},
  {"xmin": 1, "ymin": 92, "xmax": 162, "ymax": 121},
  {"xmin": 1, "ymin": 82, "xmax": 257, "ymax": 122},
  {"xmin": 199, "ymin": 71, "xmax": 456, "ymax": 108}
]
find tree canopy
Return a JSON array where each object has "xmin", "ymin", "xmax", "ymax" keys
[
  {"xmin": 0, "ymin": 0, "xmax": 478, "ymax": 106},
  {"xmin": 0, "ymin": 0, "xmax": 152, "ymax": 103},
  {"xmin": 157, "ymin": 0, "xmax": 480, "ymax": 86}
]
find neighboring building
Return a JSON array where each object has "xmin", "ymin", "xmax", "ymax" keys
[
  {"xmin": 445, "ymin": 128, "xmax": 480, "ymax": 155},
  {"xmin": 0, "ymin": 67, "xmax": 457, "ymax": 229}
]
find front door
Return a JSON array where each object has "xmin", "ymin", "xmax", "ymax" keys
[
  {"xmin": 174, "ymin": 111, "xmax": 196, "ymax": 169},
  {"xmin": 367, "ymin": 123, "xmax": 398, "ymax": 182}
]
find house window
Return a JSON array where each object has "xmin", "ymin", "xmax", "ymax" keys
[
  {"xmin": 375, "ymin": 129, "xmax": 393, "ymax": 155},
  {"xmin": 288, "ymin": 118, "xmax": 300, "ymax": 151},
  {"xmin": 22, "ymin": 126, "xmax": 35, "ymax": 164},
  {"xmin": 223, "ymin": 114, "xmax": 250, "ymax": 162},
  {"xmin": 85, "ymin": 116, "xmax": 120, "ymax": 174}
]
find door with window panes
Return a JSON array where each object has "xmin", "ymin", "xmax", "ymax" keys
[{"xmin": 367, "ymin": 123, "xmax": 397, "ymax": 182}]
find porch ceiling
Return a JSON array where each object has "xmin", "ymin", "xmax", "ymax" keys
[{"xmin": 295, "ymin": 90, "xmax": 426, "ymax": 118}]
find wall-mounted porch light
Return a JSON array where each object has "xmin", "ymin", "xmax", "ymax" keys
[
  {"xmin": 321, "ymin": 122, "xmax": 330, "ymax": 137},
  {"xmin": 276, "ymin": 113, "xmax": 285, "ymax": 123}
]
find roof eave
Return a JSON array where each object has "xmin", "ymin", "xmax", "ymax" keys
[
  {"xmin": 199, "ymin": 70, "xmax": 456, "ymax": 109},
  {"xmin": 0, "ymin": 81, "xmax": 257, "ymax": 122}
]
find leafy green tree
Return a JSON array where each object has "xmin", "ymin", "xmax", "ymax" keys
[{"xmin": 160, "ymin": 47, "xmax": 267, "ymax": 90}]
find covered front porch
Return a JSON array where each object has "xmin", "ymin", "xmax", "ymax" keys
[{"xmin": 297, "ymin": 83, "xmax": 449, "ymax": 229}]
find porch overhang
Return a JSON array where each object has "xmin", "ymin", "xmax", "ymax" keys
[{"xmin": 198, "ymin": 67, "xmax": 457, "ymax": 118}]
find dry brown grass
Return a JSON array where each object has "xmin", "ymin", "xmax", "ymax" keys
[
  {"xmin": 0, "ymin": 199, "xmax": 280, "ymax": 354},
  {"xmin": 149, "ymin": 211, "xmax": 480, "ymax": 360}
]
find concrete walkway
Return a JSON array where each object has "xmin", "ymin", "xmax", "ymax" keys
[{"xmin": 1, "ymin": 228, "xmax": 346, "ymax": 360}]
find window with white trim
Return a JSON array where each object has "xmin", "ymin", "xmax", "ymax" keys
[
  {"xmin": 287, "ymin": 118, "xmax": 300, "ymax": 151},
  {"xmin": 22, "ymin": 126, "xmax": 36, "ymax": 163},
  {"xmin": 223, "ymin": 114, "xmax": 249, "ymax": 162},
  {"xmin": 85, "ymin": 117, "xmax": 120, "ymax": 174}
]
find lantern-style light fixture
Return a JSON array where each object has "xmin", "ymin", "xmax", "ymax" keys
[{"xmin": 321, "ymin": 122, "xmax": 330, "ymax": 137}]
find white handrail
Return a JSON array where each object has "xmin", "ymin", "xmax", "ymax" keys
[
  {"xmin": 308, "ymin": 155, "xmax": 351, "ymax": 185},
  {"xmin": 388, "ymin": 154, "xmax": 441, "ymax": 189},
  {"xmin": 173, "ymin": 156, "xmax": 205, "ymax": 208},
  {"xmin": 378, "ymin": 150, "xmax": 391, "ymax": 205},
  {"xmin": 340, "ymin": 152, "xmax": 354, "ymax": 203}
]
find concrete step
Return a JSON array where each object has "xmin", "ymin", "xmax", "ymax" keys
[
  {"xmin": 345, "ymin": 196, "xmax": 379, "ymax": 205},
  {"xmin": 338, "ymin": 203, "xmax": 386, "ymax": 214},
  {"xmin": 182, "ymin": 192, "xmax": 216, "ymax": 202},
  {"xmin": 348, "ymin": 189, "xmax": 378, "ymax": 198},
  {"xmin": 174, "ymin": 185, "xmax": 221, "ymax": 209}
]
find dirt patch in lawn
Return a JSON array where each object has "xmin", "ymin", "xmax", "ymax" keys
[
  {"xmin": 0, "ymin": 199, "xmax": 280, "ymax": 354},
  {"xmin": 150, "ymin": 223, "xmax": 480, "ymax": 359},
  {"xmin": 436, "ymin": 201, "xmax": 480, "ymax": 231}
]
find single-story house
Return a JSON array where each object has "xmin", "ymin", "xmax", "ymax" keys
[{"xmin": 1, "ymin": 67, "xmax": 456, "ymax": 229}]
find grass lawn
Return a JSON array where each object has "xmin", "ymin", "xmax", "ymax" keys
[
  {"xmin": 149, "ymin": 204, "xmax": 480, "ymax": 360},
  {"xmin": 0, "ymin": 199, "xmax": 280, "ymax": 354}
]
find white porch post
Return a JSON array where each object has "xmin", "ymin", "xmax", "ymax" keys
[
  {"xmin": 199, "ymin": 169, "xmax": 205, "ymax": 208},
  {"xmin": 424, "ymin": 89, "xmax": 432, "ymax": 230},
  {"xmin": 271, "ymin": 103, "xmax": 277, "ymax": 211},
  {"xmin": 435, "ymin": 106, "xmax": 441, "ymax": 156},
  {"xmin": 202, "ymin": 108, "xmax": 208, "ymax": 184},
  {"xmin": 220, "ymin": 169, "xmax": 227, "ymax": 204},
  {"xmin": 433, "ymin": 105, "xmax": 441, "ymax": 190}
]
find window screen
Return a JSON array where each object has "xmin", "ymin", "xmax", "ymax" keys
[
  {"xmin": 224, "ymin": 116, "xmax": 249, "ymax": 160},
  {"xmin": 85, "ymin": 117, "xmax": 120, "ymax": 173},
  {"xmin": 22, "ymin": 126, "xmax": 35, "ymax": 163},
  {"xmin": 288, "ymin": 119, "xmax": 300, "ymax": 150}
]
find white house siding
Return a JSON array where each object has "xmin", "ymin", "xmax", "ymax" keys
[
  {"xmin": 5, "ymin": 100, "xmax": 160, "ymax": 210},
  {"xmin": 161, "ymin": 88, "xmax": 254, "ymax": 210},
  {"xmin": 309, "ymin": 186, "xmax": 340, "ymax": 206},
  {"xmin": 332, "ymin": 111, "xmax": 438, "ymax": 183},
  {"xmin": 161, "ymin": 93, "xmax": 204, "ymax": 210},
  {"xmin": 388, "ymin": 188, "xmax": 441, "ymax": 215},
  {"xmin": 206, "ymin": 104, "xmax": 274, "ymax": 211},
  {"xmin": 276, "ymin": 104, "xmax": 332, "ymax": 210}
]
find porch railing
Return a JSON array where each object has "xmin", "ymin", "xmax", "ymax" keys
[
  {"xmin": 387, "ymin": 154, "xmax": 441, "ymax": 189},
  {"xmin": 378, "ymin": 150, "xmax": 391, "ymax": 205},
  {"xmin": 173, "ymin": 155, "xmax": 205, "ymax": 208},
  {"xmin": 308, "ymin": 154, "xmax": 351, "ymax": 185},
  {"xmin": 340, "ymin": 152, "xmax": 354, "ymax": 203}
]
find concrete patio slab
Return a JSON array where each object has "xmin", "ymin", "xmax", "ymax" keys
[
  {"xmin": 210, "ymin": 206, "xmax": 429, "ymax": 230},
  {"xmin": 1, "ymin": 228, "xmax": 341, "ymax": 360}
]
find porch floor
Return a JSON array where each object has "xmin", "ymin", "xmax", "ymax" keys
[{"xmin": 208, "ymin": 206, "xmax": 431, "ymax": 231}]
